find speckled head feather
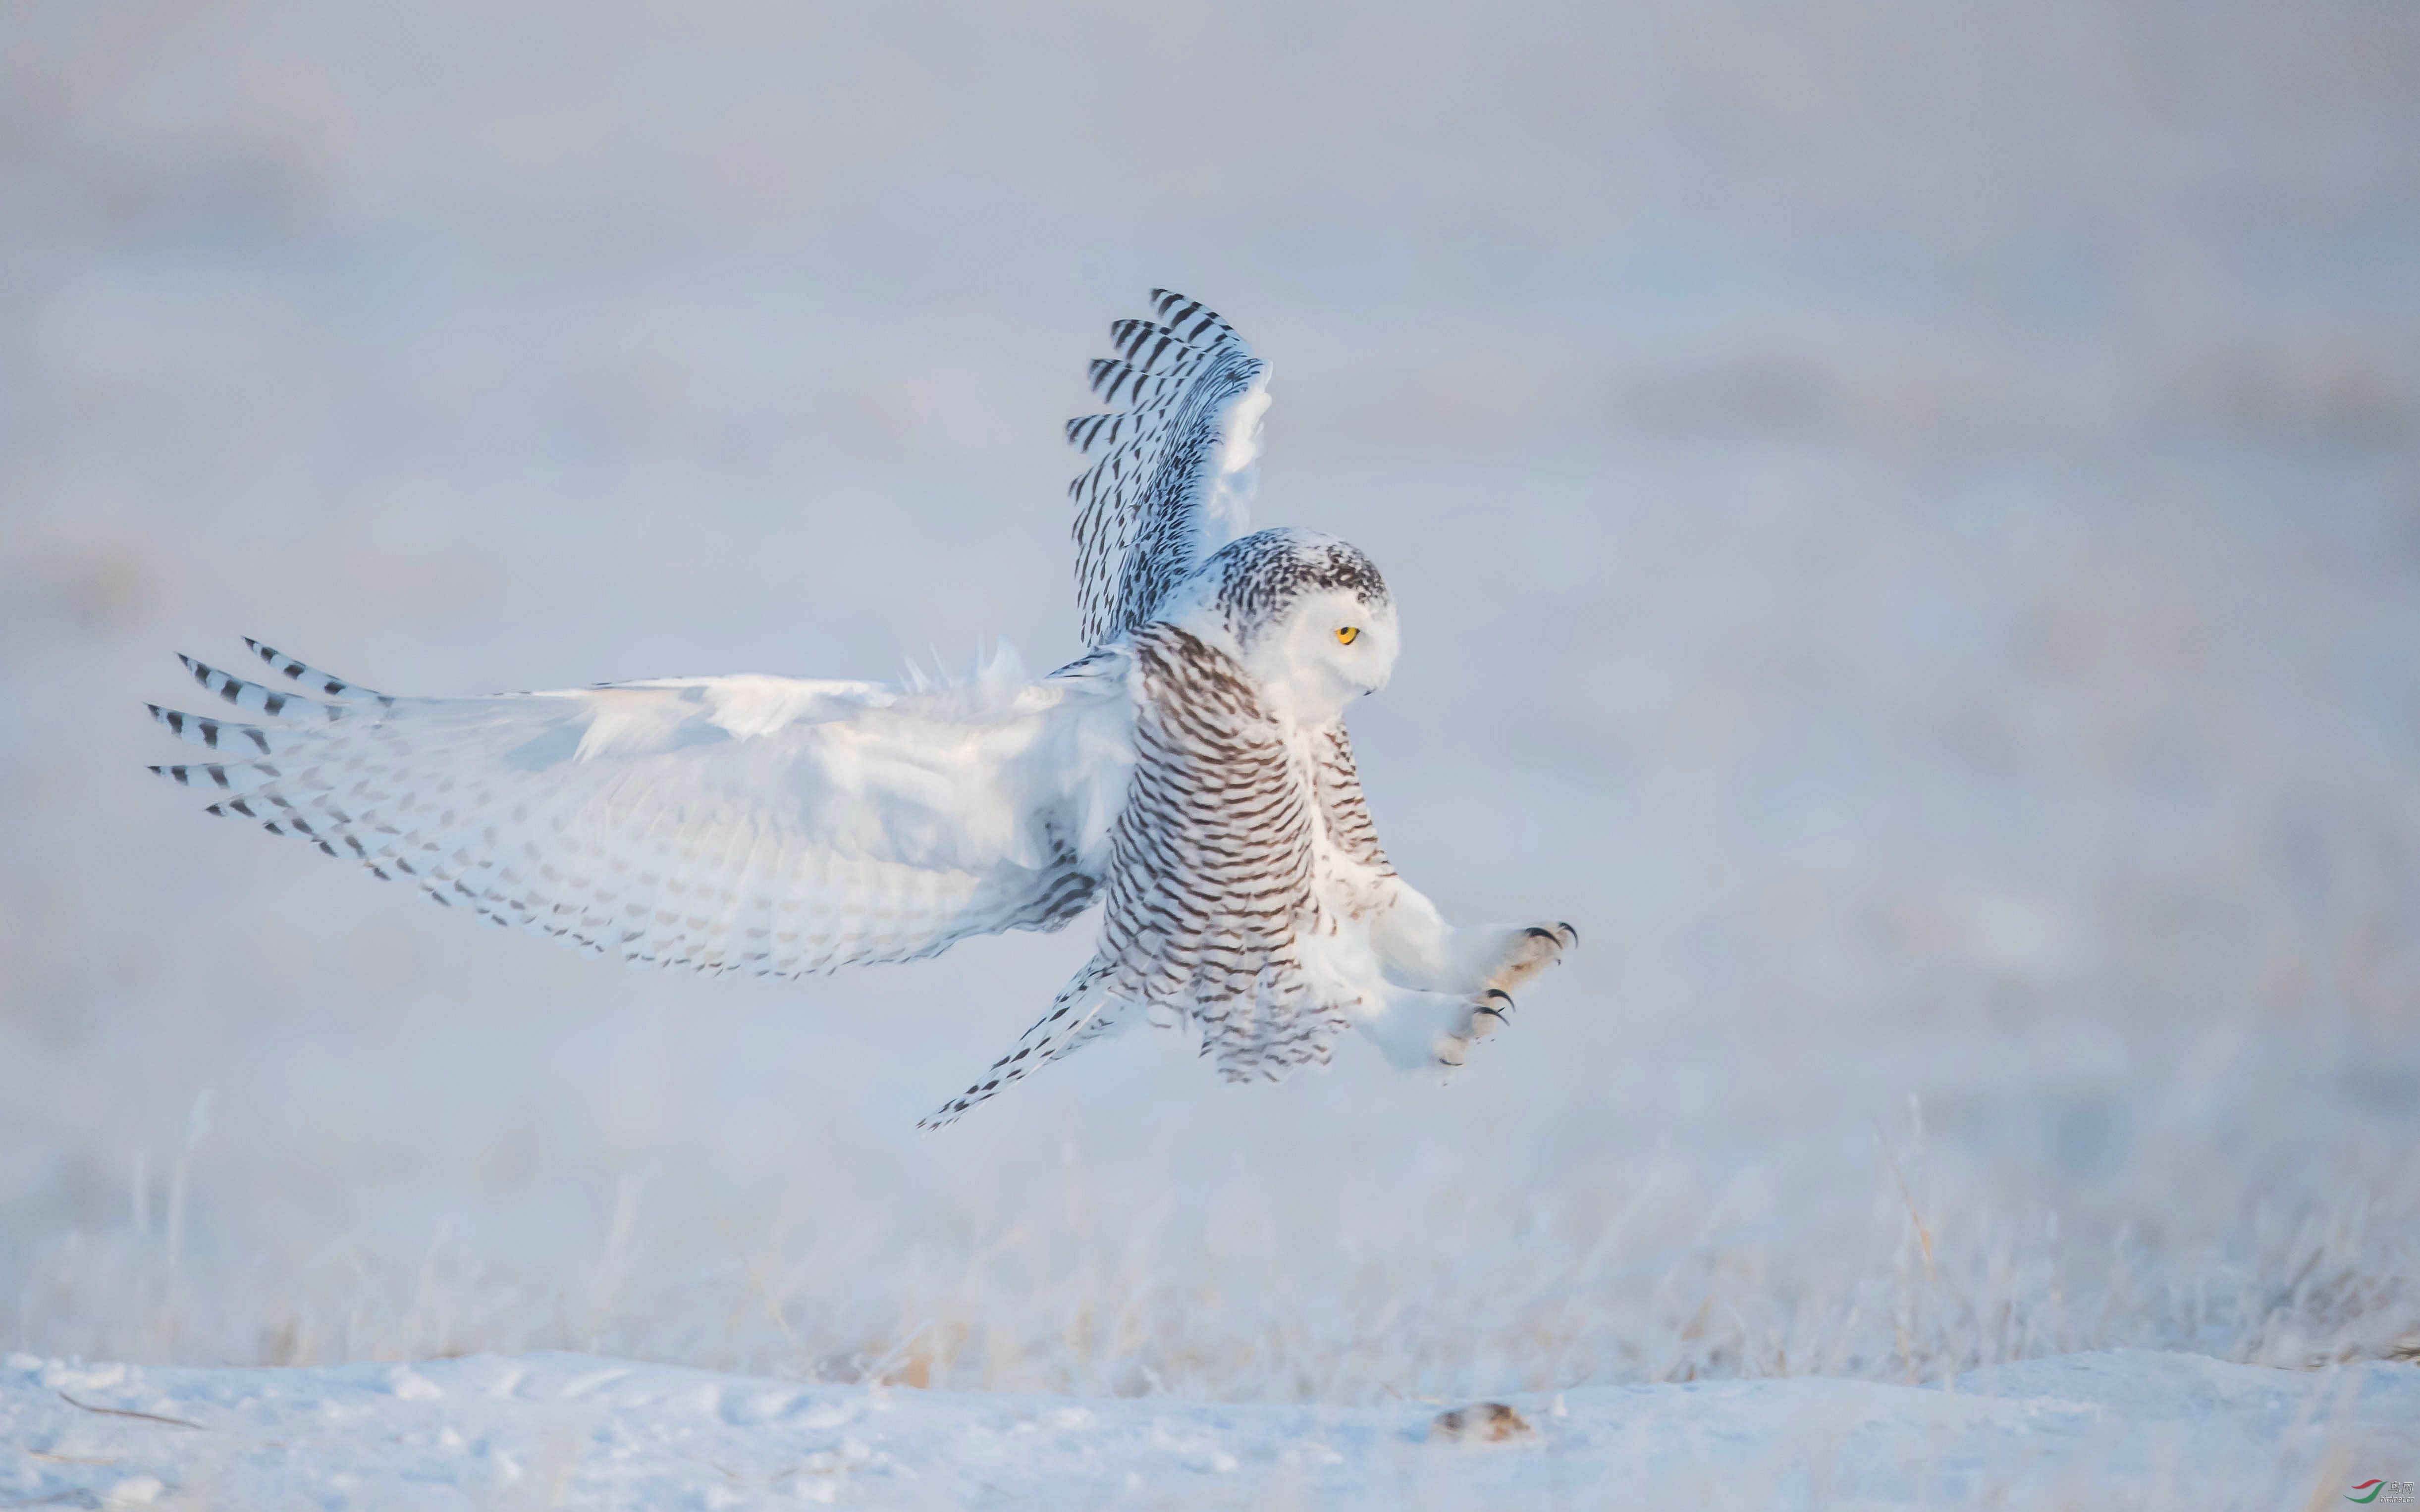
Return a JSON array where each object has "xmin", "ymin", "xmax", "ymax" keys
[{"xmin": 1203, "ymin": 528, "xmax": 1391, "ymax": 645}]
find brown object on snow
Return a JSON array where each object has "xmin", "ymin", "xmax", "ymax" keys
[{"xmin": 1428, "ymin": 1402, "xmax": 1537, "ymax": 1445}]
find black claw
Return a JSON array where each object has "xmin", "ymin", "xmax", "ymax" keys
[{"xmin": 1483, "ymin": 988, "xmax": 1515, "ymax": 1013}]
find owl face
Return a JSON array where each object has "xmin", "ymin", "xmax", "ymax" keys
[
  {"xmin": 1239, "ymin": 581, "xmax": 1400, "ymax": 727},
  {"xmin": 1163, "ymin": 528, "xmax": 1398, "ymax": 726}
]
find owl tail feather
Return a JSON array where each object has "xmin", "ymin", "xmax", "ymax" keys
[{"xmin": 918, "ymin": 956, "xmax": 1126, "ymax": 1129}]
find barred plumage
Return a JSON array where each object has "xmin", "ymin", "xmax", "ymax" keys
[
  {"xmin": 1310, "ymin": 723, "xmax": 1392, "ymax": 882},
  {"xmin": 149, "ymin": 646, "xmax": 1128, "ymax": 972},
  {"xmin": 1069, "ymin": 289, "xmax": 1271, "ymax": 647},
  {"xmin": 144, "ymin": 289, "xmax": 1574, "ymax": 1127},
  {"xmin": 1100, "ymin": 622, "xmax": 1344, "ymax": 1078}
]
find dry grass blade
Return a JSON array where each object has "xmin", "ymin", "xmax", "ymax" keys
[{"xmin": 55, "ymin": 1391, "xmax": 205, "ymax": 1431}]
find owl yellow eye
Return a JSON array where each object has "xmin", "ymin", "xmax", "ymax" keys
[{"xmin": 1335, "ymin": 626, "xmax": 1360, "ymax": 645}]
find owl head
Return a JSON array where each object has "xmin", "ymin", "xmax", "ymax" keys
[{"xmin": 1160, "ymin": 527, "xmax": 1399, "ymax": 726}]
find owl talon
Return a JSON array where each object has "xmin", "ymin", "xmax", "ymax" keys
[
  {"xmin": 1461, "ymin": 988, "xmax": 1516, "ymax": 1043},
  {"xmin": 1480, "ymin": 922, "xmax": 1574, "ymax": 998},
  {"xmin": 1526, "ymin": 922, "xmax": 1578, "ymax": 952}
]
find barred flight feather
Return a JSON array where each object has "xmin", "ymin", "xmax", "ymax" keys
[{"xmin": 1068, "ymin": 289, "xmax": 1271, "ymax": 648}]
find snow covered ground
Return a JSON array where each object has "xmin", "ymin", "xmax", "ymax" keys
[{"xmin": 8, "ymin": 1349, "xmax": 2417, "ymax": 1510}]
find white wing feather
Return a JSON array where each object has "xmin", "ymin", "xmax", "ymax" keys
[
  {"xmin": 149, "ymin": 640, "xmax": 1134, "ymax": 975},
  {"xmin": 1067, "ymin": 289, "xmax": 1271, "ymax": 647}
]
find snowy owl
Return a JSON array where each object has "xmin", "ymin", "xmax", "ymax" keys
[{"xmin": 145, "ymin": 290, "xmax": 1575, "ymax": 1125}]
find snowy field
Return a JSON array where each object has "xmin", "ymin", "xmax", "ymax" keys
[
  {"xmin": 5, "ymin": 0, "xmax": 2420, "ymax": 1504},
  {"xmin": 6, "ymin": 1350, "xmax": 2419, "ymax": 1509}
]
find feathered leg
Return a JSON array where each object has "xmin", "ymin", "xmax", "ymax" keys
[
  {"xmin": 919, "ymin": 956, "xmax": 1127, "ymax": 1129},
  {"xmin": 1350, "ymin": 983, "xmax": 1517, "ymax": 1072},
  {"xmin": 1340, "ymin": 883, "xmax": 1577, "ymax": 1069},
  {"xmin": 1369, "ymin": 884, "xmax": 1576, "ymax": 1000}
]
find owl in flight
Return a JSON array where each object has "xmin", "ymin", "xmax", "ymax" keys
[{"xmin": 147, "ymin": 291, "xmax": 1575, "ymax": 1125}]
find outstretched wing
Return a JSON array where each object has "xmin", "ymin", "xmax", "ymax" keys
[
  {"xmin": 1067, "ymin": 289, "xmax": 1272, "ymax": 647},
  {"xmin": 147, "ymin": 639, "xmax": 1133, "ymax": 975}
]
